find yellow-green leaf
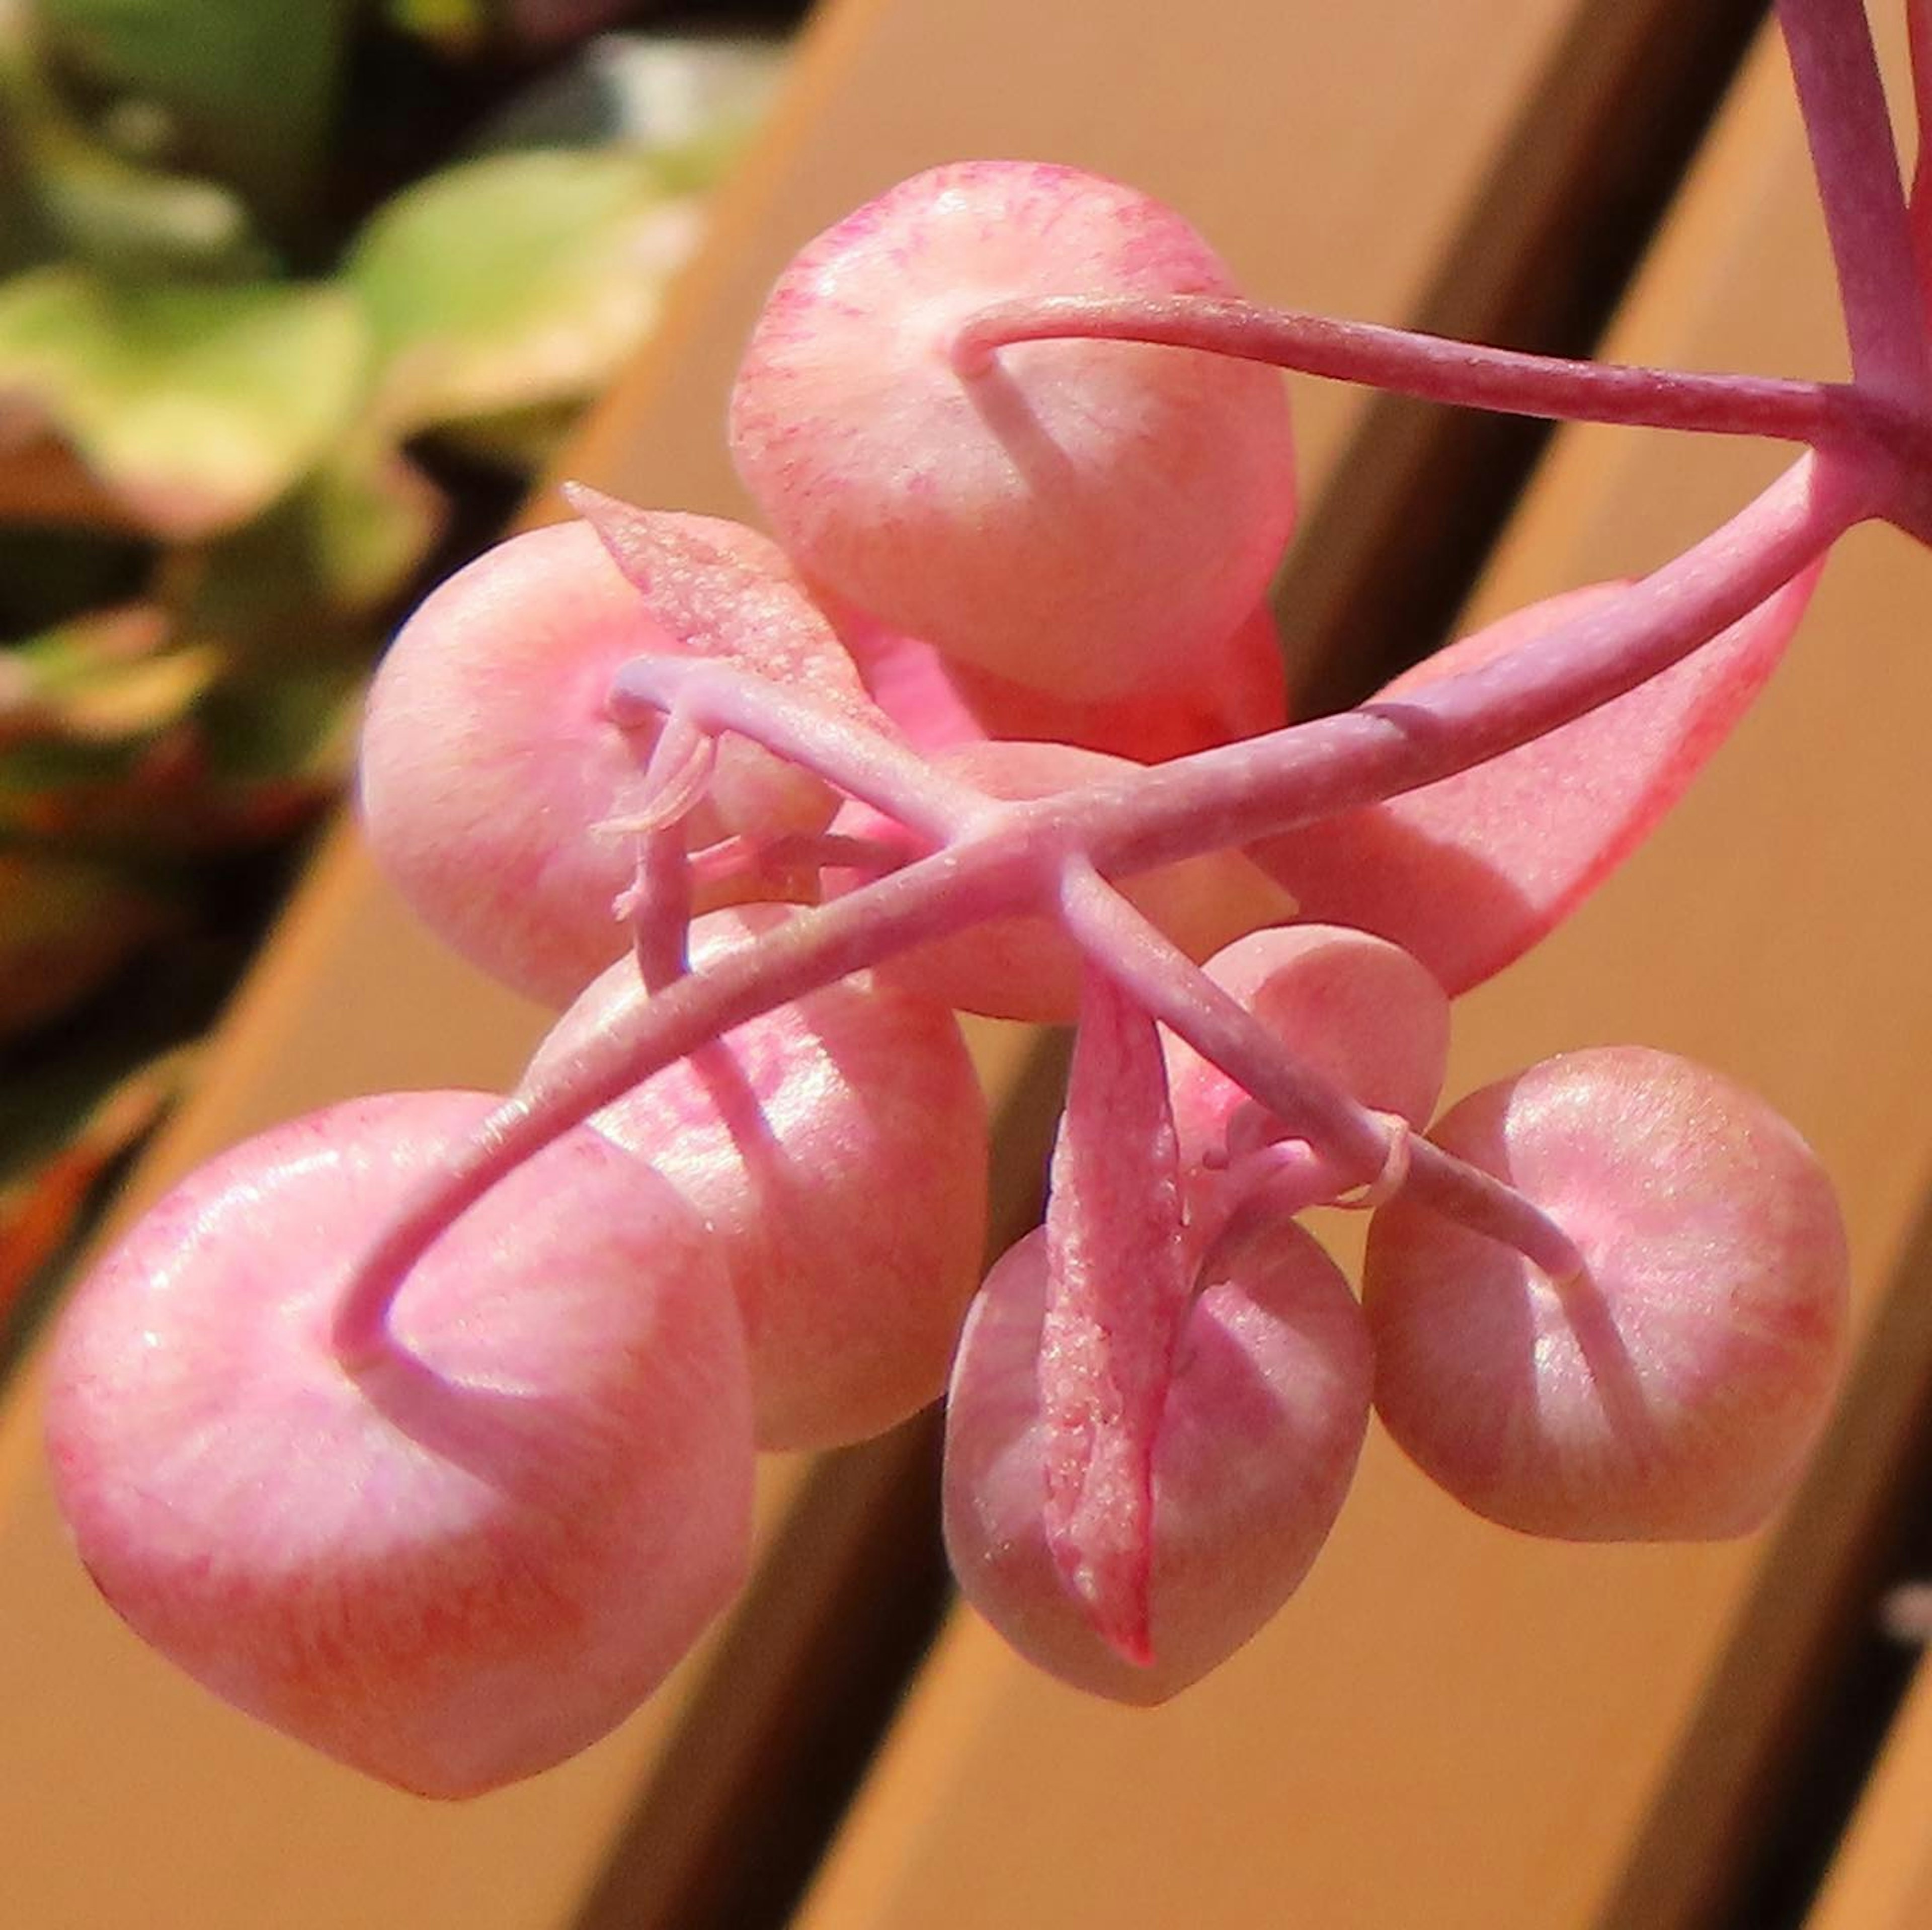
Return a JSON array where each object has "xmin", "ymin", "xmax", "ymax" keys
[
  {"xmin": 346, "ymin": 147, "xmax": 702, "ymax": 435},
  {"xmin": 37, "ymin": 0, "xmax": 352, "ymax": 221},
  {"xmin": 0, "ymin": 269, "xmax": 369, "ymax": 537},
  {"xmin": 4, "ymin": 604, "xmax": 221, "ymax": 746}
]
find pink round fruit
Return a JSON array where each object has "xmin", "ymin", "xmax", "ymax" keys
[
  {"xmin": 45, "ymin": 1089, "xmax": 755, "ymax": 1797},
  {"xmin": 833, "ymin": 593, "xmax": 1290, "ymax": 762},
  {"xmin": 526, "ymin": 906, "xmax": 990, "ymax": 1450},
  {"xmin": 730, "ymin": 160, "xmax": 1297, "ymax": 701},
  {"xmin": 1363, "ymin": 1047, "xmax": 1850, "ymax": 1541},
  {"xmin": 944, "ymin": 1217, "xmax": 1371, "ymax": 1704},
  {"xmin": 1164, "ymin": 924, "xmax": 1451, "ymax": 1176},
  {"xmin": 359, "ymin": 516, "xmax": 866, "ymax": 1006}
]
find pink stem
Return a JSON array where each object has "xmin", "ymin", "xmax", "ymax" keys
[
  {"xmin": 625, "ymin": 828, "xmax": 691, "ymax": 991},
  {"xmin": 1908, "ymin": 0, "xmax": 1932, "ymax": 316},
  {"xmin": 1780, "ymin": 0, "xmax": 1932, "ymax": 404},
  {"xmin": 334, "ymin": 456, "xmax": 1854, "ymax": 1359},
  {"xmin": 1057, "ymin": 860, "xmax": 1387, "ymax": 1180},
  {"xmin": 1057, "ymin": 863, "xmax": 1584, "ymax": 1279},
  {"xmin": 610, "ymin": 457, "xmax": 1860, "ymax": 890},
  {"xmin": 609, "ymin": 658, "xmax": 982, "ymax": 842},
  {"xmin": 620, "ymin": 709, "xmax": 702, "ymax": 990},
  {"xmin": 606, "ymin": 711, "xmax": 716, "ymax": 835},
  {"xmin": 329, "ymin": 828, "xmax": 1043, "ymax": 1364},
  {"xmin": 953, "ymin": 295, "xmax": 1912, "ymax": 453},
  {"xmin": 1055, "ymin": 453, "xmax": 1870, "ymax": 874}
]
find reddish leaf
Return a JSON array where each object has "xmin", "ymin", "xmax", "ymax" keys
[
  {"xmin": 1249, "ymin": 572, "xmax": 1816, "ymax": 994},
  {"xmin": 0, "ymin": 1050, "xmax": 193, "ymax": 1330}
]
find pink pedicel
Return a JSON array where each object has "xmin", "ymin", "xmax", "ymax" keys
[
  {"xmin": 43, "ymin": 0, "xmax": 1929, "ymax": 1788},
  {"xmin": 44, "ymin": 1092, "xmax": 754, "ymax": 1796},
  {"xmin": 1163, "ymin": 924, "xmax": 1451, "ymax": 1178},
  {"xmin": 730, "ymin": 160, "xmax": 1297, "ymax": 701},
  {"xmin": 1363, "ymin": 1048, "xmax": 1850, "ymax": 1540},
  {"xmin": 526, "ymin": 906, "xmax": 989, "ymax": 1451}
]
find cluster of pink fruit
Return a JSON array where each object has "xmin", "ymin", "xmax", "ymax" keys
[{"xmin": 39, "ymin": 0, "xmax": 1932, "ymax": 1800}]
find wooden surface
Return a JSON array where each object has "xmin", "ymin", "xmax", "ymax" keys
[
  {"xmin": 1811, "ymin": 1561, "xmax": 1932, "ymax": 1928},
  {"xmin": 0, "ymin": 1, "xmax": 1641, "ymax": 1925},
  {"xmin": 568, "ymin": 0, "xmax": 1601, "ymax": 520},
  {"xmin": 792, "ymin": 16, "xmax": 1932, "ymax": 1930}
]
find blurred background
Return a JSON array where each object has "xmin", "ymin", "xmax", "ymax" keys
[{"xmin": 0, "ymin": 0, "xmax": 802, "ymax": 1367}]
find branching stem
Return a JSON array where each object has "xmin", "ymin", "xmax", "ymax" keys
[
  {"xmin": 1056, "ymin": 453, "xmax": 1869, "ymax": 874},
  {"xmin": 330, "ymin": 842, "xmax": 1039, "ymax": 1364},
  {"xmin": 1056, "ymin": 861, "xmax": 1585, "ymax": 1279},
  {"xmin": 1780, "ymin": 0, "xmax": 1932, "ymax": 404},
  {"xmin": 333, "ymin": 442, "xmax": 1865, "ymax": 1362},
  {"xmin": 609, "ymin": 658, "xmax": 984, "ymax": 842}
]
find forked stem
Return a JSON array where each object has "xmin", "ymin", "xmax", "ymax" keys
[
  {"xmin": 336, "ymin": 402, "xmax": 1879, "ymax": 1362},
  {"xmin": 332, "ymin": 444, "xmax": 1855, "ymax": 1362},
  {"xmin": 1057, "ymin": 862, "xmax": 1585, "ymax": 1281},
  {"xmin": 609, "ymin": 657, "xmax": 984, "ymax": 843},
  {"xmin": 1055, "ymin": 453, "xmax": 1869, "ymax": 874},
  {"xmin": 1780, "ymin": 0, "xmax": 1932, "ymax": 404},
  {"xmin": 329, "ymin": 823, "xmax": 1045, "ymax": 1365}
]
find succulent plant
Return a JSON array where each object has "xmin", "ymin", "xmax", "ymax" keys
[{"xmin": 0, "ymin": 0, "xmax": 787, "ymax": 1352}]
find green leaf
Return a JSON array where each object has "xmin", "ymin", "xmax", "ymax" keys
[
  {"xmin": 36, "ymin": 0, "xmax": 353, "ymax": 222},
  {"xmin": 197, "ymin": 656, "xmax": 363, "ymax": 787},
  {"xmin": 26, "ymin": 117, "xmax": 264, "ymax": 277},
  {"xmin": 0, "ymin": 269, "xmax": 369, "ymax": 537},
  {"xmin": 186, "ymin": 430, "xmax": 448, "ymax": 626},
  {"xmin": 0, "ymin": 613, "xmax": 358, "ymax": 858},
  {"xmin": 0, "ymin": 9, "xmax": 264, "ymax": 277},
  {"xmin": 346, "ymin": 147, "xmax": 702, "ymax": 435},
  {"xmin": 3, "ymin": 604, "xmax": 221, "ymax": 747},
  {"xmin": 426, "ymin": 395, "xmax": 581, "ymax": 470},
  {"xmin": 385, "ymin": 0, "xmax": 491, "ymax": 55},
  {"xmin": 300, "ymin": 434, "xmax": 447, "ymax": 612}
]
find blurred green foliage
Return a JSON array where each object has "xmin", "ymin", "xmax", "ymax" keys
[{"xmin": 0, "ymin": 0, "xmax": 786, "ymax": 1350}]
